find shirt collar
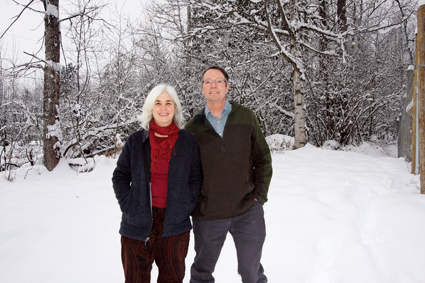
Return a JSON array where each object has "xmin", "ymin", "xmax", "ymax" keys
[{"xmin": 205, "ymin": 100, "xmax": 232, "ymax": 117}]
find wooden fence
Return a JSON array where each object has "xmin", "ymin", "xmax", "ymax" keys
[{"xmin": 399, "ymin": 4, "xmax": 425, "ymax": 194}]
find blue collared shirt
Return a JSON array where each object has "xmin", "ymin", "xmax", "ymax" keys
[{"xmin": 205, "ymin": 100, "xmax": 232, "ymax": 138}]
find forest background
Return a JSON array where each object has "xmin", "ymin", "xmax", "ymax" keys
[{"xmin": 0, "ymin": 0, "xmax": 419, "ymax": 176}]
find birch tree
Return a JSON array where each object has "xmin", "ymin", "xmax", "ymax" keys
[{"xmin": 187, "ymin": 0, "xmax": 349, "ymax": 148}]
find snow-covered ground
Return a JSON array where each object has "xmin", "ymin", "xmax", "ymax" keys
[{"xmin": 1, "ymin": 135, "xmax": 425, "ymax": 283}]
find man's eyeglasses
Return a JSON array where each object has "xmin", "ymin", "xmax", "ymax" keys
[{"xmin": 202, "ymin": 79, "xmax": 227, "ymax": 87}]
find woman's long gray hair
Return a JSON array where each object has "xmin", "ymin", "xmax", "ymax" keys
[{"xmin": 138, "ymin": 84, "xmax": 183, "ymax": 130}]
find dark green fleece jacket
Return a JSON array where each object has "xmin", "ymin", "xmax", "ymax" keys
[{"xmin": 184, "ymin": 102, "xmax": 272, "ymax": 220}]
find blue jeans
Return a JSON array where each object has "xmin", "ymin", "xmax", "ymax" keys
[{"xmin": 190, "ymin": 202, "xmax": 267, "ymax": 283}]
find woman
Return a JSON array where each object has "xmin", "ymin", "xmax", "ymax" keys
[{"xmin": 112, "ymin": 84, "xmax": 202, "ymax": 283}]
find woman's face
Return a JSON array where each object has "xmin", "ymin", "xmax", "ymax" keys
[{"xmin": 152, "ymin": 91, "xmax": 176, "ymax": 127}]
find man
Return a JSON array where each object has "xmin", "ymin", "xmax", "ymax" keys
[{"xmin": 184, "ymin": 66, "xmax": 273, "ymax": 283}]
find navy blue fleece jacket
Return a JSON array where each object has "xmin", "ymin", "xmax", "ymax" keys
[{"xmin": 112, "ymin": 129, "xmax": 202, "ymax": 241}]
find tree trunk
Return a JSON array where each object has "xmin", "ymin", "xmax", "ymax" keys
[
  {"xmin": 43, "ymin": 0, "xmax": 61, "ymax": 171},
  {"xmin": 337, "ymin": 0, "xmax": 347, "ymax": 31},
  {"xmin": 319, "ymin": 0, "xmax": 331, "ymax": 145},
  {"xmin": 290, "ymin": 0, "xmax": 307, "ymax": 149},
  {"xmin": 293, "ymin": 65, "xmax": 307, "ymax": 149}
]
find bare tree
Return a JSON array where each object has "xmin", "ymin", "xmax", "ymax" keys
[
  {"xmin": 2, "ymin": 0, "xmax": 107, "ymax": 170},
  {"xmin": 184, "ymin": 0, "xmax": 416, "ymax": 148},
  {"xmin": 42, "ymin": 0, "xmax": 62, "ymax": 171},
  {"xmin": 60, "ymin": 0, "xmax": 106, "ymax": 158},
  {"xmin": 0, "ymin": 0, "xmax": 417, "ymax": 169},
  {"xmin": 185, "ymin": 0, "xmax": 350, "ymax": 148}
]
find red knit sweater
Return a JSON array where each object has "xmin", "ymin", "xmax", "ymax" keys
[{"xmin": 150, "ymin": 136, "xmax": 169, "ymax": 208}]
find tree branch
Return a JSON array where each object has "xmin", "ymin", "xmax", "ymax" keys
[{"xmin": 1, "ymin": 0, "xmax": 37, "ymax": 40}]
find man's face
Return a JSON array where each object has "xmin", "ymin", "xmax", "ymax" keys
[{"xmin": 202, "ymin": 69, "xmax": 229, "ymax": 104}]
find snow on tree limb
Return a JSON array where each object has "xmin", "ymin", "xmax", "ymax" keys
[
  {"xmin": 44, "ymin": 2, "xmax": 59, "ymax": 18},
  {"xmin": 45, "ymin": 60, "xmax": 61, "ymax": 72},
  {"xmin": 46, "ymin": 120, "xmax": 63, "ymax": 141}
]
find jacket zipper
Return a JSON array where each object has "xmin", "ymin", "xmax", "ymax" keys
[{"xmin": 145, "ymin": 182, "xmax": 153, "ymax": 247}]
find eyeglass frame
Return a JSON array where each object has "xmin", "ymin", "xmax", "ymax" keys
[{"xmin": 202, "ymin": 79, "xmax": 227, "ymax": 87}]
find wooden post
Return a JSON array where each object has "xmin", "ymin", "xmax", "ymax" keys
[
  {"xmin": 412, "ymin": 35, "xmax": 418, "ymax": 174},
  {"xmin": 417, "ymin": 5, "xmax": 425, "ymax": 194}
]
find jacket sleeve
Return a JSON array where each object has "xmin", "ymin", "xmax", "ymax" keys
[
  {"xmin": 251, "ymin": 112, "xmax": 273, "ymax": 205},
  {"xmin": 112, "ymin": 135, "xmax": 133, "ymax": 214},
  {"xmin": 188, "ymin": 136, "xmax": 203, "ymax": 212}
]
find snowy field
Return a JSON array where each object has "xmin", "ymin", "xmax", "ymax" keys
[{"xmin": 1, "ymin": 135, "xmax": 425, "ymax": 283}]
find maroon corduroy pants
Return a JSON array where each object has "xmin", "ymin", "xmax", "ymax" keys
[{"xmin": 121, "ymin": 207, "xmax": 190, "ymax": 283}]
